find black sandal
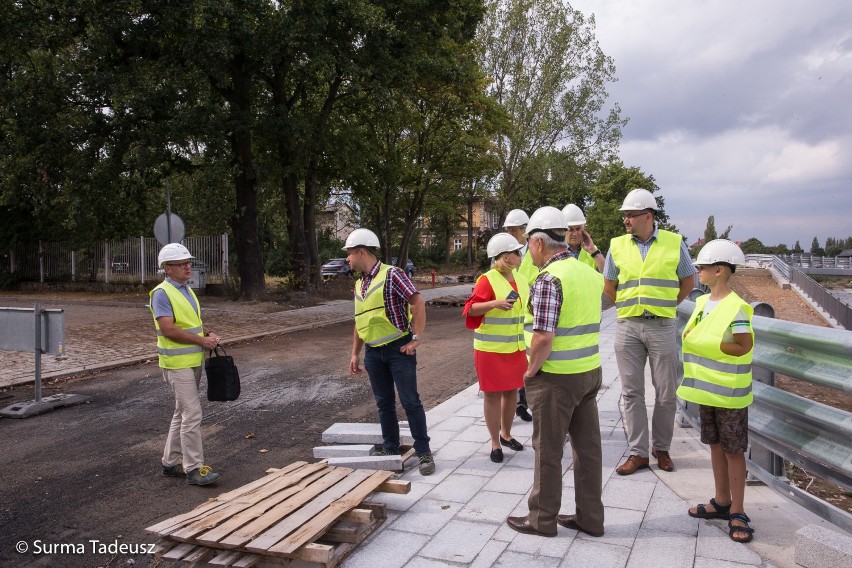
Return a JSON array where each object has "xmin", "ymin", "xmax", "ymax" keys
[
  {"xmin": 728, "ymin": 513, "xmax": 754, "ymax": 543},
  {"xmin": 688, "ymin": 498, "xmax": 731, "ymax": 519}
]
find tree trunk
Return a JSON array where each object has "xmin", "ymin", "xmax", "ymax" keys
[{"xmin": 283, "ymin": 172, "xmax": 309, "ymax": 288}]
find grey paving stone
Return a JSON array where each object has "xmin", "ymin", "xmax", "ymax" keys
[
  {"xmin": 455, "ymin": 453, "xmax": 509, "ymax": 477},
  {"xmin": 433, "ymin": 439, "xmax": 483, "ymax": 462},
  {"xmin": 423, "ymin": 428, "xmax": 455, "ymax": 451},
  {"xmin": 388, "ymin": 498, "xmax": 460, "ymax": 536},
  {"xmin": 430, "ymin": 414, "xmax": 478, "ymax": 432},
  {"xmin": 367, "ymin": 480, "xmax": 433, "ymax": 512},
  {"xmin": 483, "ymin": 466, "xmax": 534, "ymax": 495},
  {"xmin": 425, "ymin": 473, "xmax": 489, "ymax": 503},
  {"xmin": 561, "ymin": 538, "xmax": 630, "ymax": 568},
  {"xmin": 453, "ymin": 400, "xmax": 486, "ymax": 418},
  {"xmin": 697, "ymin": 521, "xmax": 762, "ymax": 565},
  {"xmin": 694, "ymin": 558, "xmax": 762, "ymax": 568},
  {"xmin": 642, "ymin": 494, "xmax": 699, "ymax": 536},
  {"xmin": 312, "ymin": 444, "xmax": 375, "ymax": 458},
  {"xmin": 397, "ymin": 458, "xmax": 461, "ymax": 486},
  {"xmin": 626, "ymin": 527, "xmax": 696, "ymax": 568},
  {"xmin": 326, "ymin": 455, "xmax": 403, "ymax": 471},
  {"xmin": 576, "ymin": 506, "xmax": 644, "ymax": 549},
  {"xmin": 457, "ymin": 490, "xmax": 525, "ymax": 523},
  {"xmin": 418, "ymin": 519, "xmax": 498, "ymax": 563},
  {"xmin": 343, "ymin": 528, "xmax": 428, "ymax": 568},
  {"xmin": 507, "ymin": 526, "xmax": 574, "ymax": 558},
  {"xmin": 469, "ymin": 539, "xmax": 510, "ymax": 568},
  {"xmin": 491, "ymin": 521, "xmax": 521, "ymax": 542},
  {"xmin": 795, "ymin": 523, "xmax": 852, "ymax": 568},
  {"xmin": 454, "ymin": 423, "xmax": 491, "ymax": 443},
  {"xmin": 401, "ymin": 557, "xmax": 450, "ymax": 568},
  {"xmin": 321, "ymin": 422, "xmax": 413, "ymax": 445},
  {"xmin": 602, "ymin": 477, "xmax": 656, "ymax": 511},
  {"xmin": 493, "ymin": 549, "xmax": 566, "ymax": 568}
]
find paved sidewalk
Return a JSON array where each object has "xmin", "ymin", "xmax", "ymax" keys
[
  {"xmin": 347, "ymin": 308, "xmax": 842, "ymax": 568},
  {"xmin": 0, "ymin": 284, "xmax": 473, "ymax": 388}
]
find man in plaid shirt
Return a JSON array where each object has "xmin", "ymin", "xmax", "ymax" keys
[{"xmin": 345, "ymin": 228, "xmax": 435, "ymax": 475}]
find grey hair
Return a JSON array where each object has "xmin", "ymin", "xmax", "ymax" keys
[{"xmin": 528, "ymin": 230, "xmax": 568, "ymax": 251}]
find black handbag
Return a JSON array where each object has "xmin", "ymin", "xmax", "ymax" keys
[{"xmin": 205, "ymin": 346, "xmax": 241, "ymax": 401}]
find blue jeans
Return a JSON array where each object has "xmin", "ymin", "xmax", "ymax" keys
[{"xmin": 364, "ymin": 335, "xmax": 431, "ymax": 455}]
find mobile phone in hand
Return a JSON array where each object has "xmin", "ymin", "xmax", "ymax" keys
[{"xmin": 506, "ymin": 290, "xmax": 519, "ymax": 301}]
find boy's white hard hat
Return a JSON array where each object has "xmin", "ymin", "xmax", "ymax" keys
[
  {"xmin": 158, "ymin": 243, "xmax": 194, "ymax": 268},
  {"xmin": 502, "ymin": 209, "xmax": 529, "ymax": 228},
  {"xmin": 561, "ymin": 204, "xmax": 586, "ymax": 226},
  {"xmin": 342, "ymin": 228, "xmax": 380, "ymax": 250},
  {"xmin": 619, "ymin": 188, "xmax": 658, "ymax": 211},
  {"xmin": 524, "ymin": 206, "xmax": 568, "ymax": 236},
  {"xmin": 694, "ymin": 239, "xmax": 745, "ymax": 266},
  {"xmin": 486, "ymin": 232, "xmax": 523, "ymax": 258}
]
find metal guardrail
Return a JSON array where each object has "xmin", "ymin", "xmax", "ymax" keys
[{"xmin": 676, "ymin": 297, "xmax": 852, "ymax": 532}]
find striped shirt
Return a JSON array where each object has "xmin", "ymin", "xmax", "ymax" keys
[
  {"xmin": 528, "ymin": 250, "xmax": 573, "ymax": 333},
  {"xmin": 361, "ymin": 260, "xmax": 419, "ymax": 332},
  {"xmin": 603, "ymin": 225, "xmax": 696, "ymax": 281}
]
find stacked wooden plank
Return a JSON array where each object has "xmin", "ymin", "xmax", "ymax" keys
[{"xmin": 146, "ymin": 461, "xmax": 410, "ymax": 567}]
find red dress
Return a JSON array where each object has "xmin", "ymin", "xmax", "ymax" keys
[{"xmin": 463, "ymin": 275, "xmax": 527, "ymax": 392}]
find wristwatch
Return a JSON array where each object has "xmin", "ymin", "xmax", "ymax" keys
[
  {"xmin": 591, "ymin": 249, "xmax": 601, "ymax": 258},
  {"xmin": 411, "ymin": 334, "xmax": 422, "ymax": 342}
]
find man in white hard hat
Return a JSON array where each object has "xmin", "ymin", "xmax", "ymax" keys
[
  {"xmin": 506, "ymin": 206, "xmax": 606, "ymax": 539},
  {"xmin": 603, "ymin": 188, "xmax": 696, "ymax": 475},
  {"xmin": 562, "ymin": 203, "xmax": 604, "ymax": 272},
  {"xmin": 502, "ymin": 208, "xmax": 535, "ymax": 422},
  {"xmin": 345, "ymin": 228, "xmax": 435, "ymax": 475},
  {"xmin": 150, "ymin": 243, "xmax": 222, "ymax": 486}
]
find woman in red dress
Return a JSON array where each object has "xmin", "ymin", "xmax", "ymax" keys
[{"xmin": 463, "ymin": 233, "xmax": 529, "ymax": 463}]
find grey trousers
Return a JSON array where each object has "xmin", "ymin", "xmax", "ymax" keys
[
  {"xmin": 526, "ymin": 367, "xmax": 604, "ymax": 534},
  {"xmin": 162, "ymin": 366, "xmax": 204, "ymax": 472},
  {"xmin": 614, "ymin": 317, "xmax": 678, "ymax": 457}
]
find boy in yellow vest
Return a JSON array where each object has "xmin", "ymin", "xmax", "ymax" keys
[{"xmin": 678, "ymin": 239, "xmax": 755, "ymax": 543}]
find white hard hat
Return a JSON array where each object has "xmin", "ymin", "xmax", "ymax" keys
[
  {"xmin": 619, "ymin": 188, "xmax": 658, "ymax": 211},
  {"xmin": 486, "ymin": 232, "xmax": 523, "ymax": 258},
  {"xmin": 342, "ymin": 228, "xmax": 380, "ymax": 250},
  {"xmin": 561, "ymin": 204, "xmax": 586, "ymax": 226},
  {"xmin": 502, "ymin": 209, "xmax": 529, "ymax": 228},
  {"xmin": 694, "ymin": 239, "xmax": 745, "ymax": 268},
  {"xmin": 524, "ymin": 206, "xmax": 568, "ymax": 236},
  {"xmin": 158, "ymin": 243, "xmax": 194, "ymax": 268}
]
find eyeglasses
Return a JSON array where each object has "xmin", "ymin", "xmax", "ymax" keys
[
  {"xmin": 165, "ymin": 261, "xmax": 192, "ymax": 268},
  {"xmin": 622, "ymin": 211, "xmax": 649, "ymax": 220}
]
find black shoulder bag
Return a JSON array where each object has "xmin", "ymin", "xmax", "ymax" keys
[{"xmin": 205, "ymin": 346, "xmax": 241, "ymax": 401}]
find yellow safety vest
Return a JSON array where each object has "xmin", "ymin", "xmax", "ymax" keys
[
  {"xmin": 677, "ymin": 293, "xmax": 754, "ymax": 409},
  {"xmin": 611, "ymin": 229, "xmax": 682, "ymax": 318},
  {"xmin": 524, "ymin": 258, "xmax": 603, "ymax": 374},
  {"xmin": 575, "ymin": 248, "xmax": 596, "ymax": 270},
  {"xmin": 354, "ymin": 264, "xmax": 410, "ymax": 347},
  {"xmin": 516, "ymin": 249, "xmax": 539, "ymax": 287},
  {"xmin": 473, "ymin": 269, "xmax": 529, "ymax": 353},
  {"xmin": 149, "ymin": 282, "xmax": 204, "ymax": 369}
]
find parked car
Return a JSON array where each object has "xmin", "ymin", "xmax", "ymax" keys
[
  {"xmin": 391, "ymin": 257, "xmax": 415, "ymax": 278},
  {"xmin": 111, "ymin": 255, "xmax": 130, "ymax": 273},
  {"xmin": 320, "ymin": 258, "xmax": 351, "ymax": 277}
]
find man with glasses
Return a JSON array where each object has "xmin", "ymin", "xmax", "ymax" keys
[
  {"xmin": 562, "ymin": 203, "xmax": 605, "ymax": 272},
  {"xmin": 150, "ymin": 243, "xmax": 222, "ymax": 486},
  {"xmin": 603, "ymin": 189, "xmax": 696, "ymax": 475}
]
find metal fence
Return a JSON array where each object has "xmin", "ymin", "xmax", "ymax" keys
[
  {"xmin": 676, "ymin": 299, "xmax": 852, "ymax": 532},
  {"xmin": 1, "ymin": 235, "xmax": 229, "ymax": 286},
  {"xmin": 779, "ymin": 253, "xmax": 852, "ymax": 270}
]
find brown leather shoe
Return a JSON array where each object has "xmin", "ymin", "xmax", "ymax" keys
[
  {"xmin": 616, "ymin": 454, "xmax": 650, "ymax": 476},
  {"xmin": 652, "ymin": 448, "xmax": 675, "ymax": 472},
  {"xmin": 506, "ymin": 515, "xmax": 557, "ymax": 537},
  {"xmin": 556, "ymin": 514, "xmax": 604, "ymax": 537}
]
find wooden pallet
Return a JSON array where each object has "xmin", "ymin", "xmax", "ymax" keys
[{"xmin": 146, "ymin": 461, "xmax": 410, "ymax": 567}]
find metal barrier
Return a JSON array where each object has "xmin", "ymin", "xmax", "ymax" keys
[{"xmin": 676, "ymin": 298, "xmax": 852, "ymax": 531}]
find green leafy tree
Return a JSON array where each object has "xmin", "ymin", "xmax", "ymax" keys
[
  {"xmin": 477, "ymin": 0, "xmax": 625, "ymax": 220},
  {"xmin": 740, "ymin": 238, "xmax": 766, "ymax": 255},
  {"xmin": 810, "ymin": 236, "xmax": 824, "ymax": 256}
]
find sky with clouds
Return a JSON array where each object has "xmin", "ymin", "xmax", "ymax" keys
[{"xmin": 570, "ymin": 0, "xmax": 852, "ymax": 249}]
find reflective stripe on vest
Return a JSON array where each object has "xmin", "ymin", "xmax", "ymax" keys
[
  {"xmin": 677, "ymin": 293, "xmax": 754, "ymax": 409},
  {"xmin": 473, "ymin": 270, "xmax": 529, "ymax": 353},
  {"xmin": 149, "ymin": 282, "xmax": 204, "ymax": 369},
  {"xmin": 524, "ymin": 258, "xmax": 603, "ymax": 374},
  {"xmin": 611, "ymin": 229, "xmax": 681, "ymax": 318},
  {"xmin": 354, "ymin": 264, "xmax": 409, "ymax": 347}
]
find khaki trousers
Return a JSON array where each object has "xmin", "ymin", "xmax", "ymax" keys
[
  {"xmin": 614, "ymin": 317, "xmax": 678, "ymax": 457},
  {"xmin": 162, "ymin": 366, "xmax": 204, "ymax": 472},
  {"xmin": 526, "ymin": 367, "xmax": 604, "ymax": 534}
]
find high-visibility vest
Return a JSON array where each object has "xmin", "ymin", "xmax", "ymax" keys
[
  {"xmin": 473, "ymin": 269, "xmax": 529, "ymax": 353},
  {"xmin": 149, "ymin": 282, "xmax": 204, "ymax": 369},
  {"xmin": 354, "ymin": 264, "xmax": 409, "ymax": 347},
  {"xmin": 516, "ymin": 249, "xmax": 539, "ymax": 287},
  {"xmin": 524, "ymin": 258, "xmax": 603, "ymax": 374},
  {"xmin": 610, "ymin": 229, "xmax": 682, "ymax": 318},
  {"xmin": 677, "ymin": 292, "xmax": 754, "ymax": 409},
  {"xmin": 575, "ymin": 248, "xmax": 596, "ymax": 269}
]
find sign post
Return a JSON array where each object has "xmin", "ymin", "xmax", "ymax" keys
[{"xmin": 0, "ymin": 305, "xmax": 91, "ymax": 418}]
